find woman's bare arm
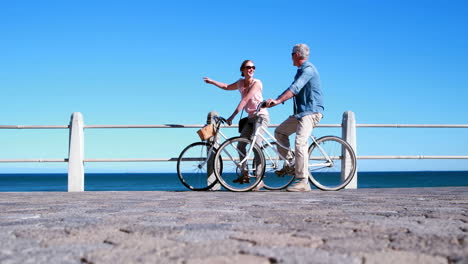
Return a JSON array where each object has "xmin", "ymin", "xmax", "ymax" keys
[{"xmin": 203, "ymin": 77, "xmax": 238, "ymax": 91}]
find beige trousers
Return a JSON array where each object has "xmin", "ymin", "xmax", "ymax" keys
[{"xmin": 274, "ymin": 113, "xmax": 323, "ymax": 179}]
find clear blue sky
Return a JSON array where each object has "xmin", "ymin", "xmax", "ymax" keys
[{"xmin": 1, "ymin": 0, "xmax": 467, "ymax": 172}]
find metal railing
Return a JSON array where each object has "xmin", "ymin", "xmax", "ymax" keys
[
  {"xmin": 85, "ymin": 124, "xmax": 468, "ymax": 160},
  {"xmin": 1, "ymin": 112, "xmax": 467, "ymax": 191},
  {"xmin": 1, "ymin": 124, "xmax": 467, "ymax": 162}
]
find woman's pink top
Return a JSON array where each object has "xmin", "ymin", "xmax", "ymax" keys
[{"xmin": 237, "ymin": 78, "xmax": 268, "ymax": 117}]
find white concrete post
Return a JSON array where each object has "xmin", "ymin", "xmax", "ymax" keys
[
  {"xmin": 342, "ymin": 111, "xmax": 358, "ymax": 189},
  {"xmin": 68, "ymin": 112, "xmax": 85, "ymax": 192},
  {"xmin": 207, "ymin": 111, "xmax": 221, "ymax": 190}
]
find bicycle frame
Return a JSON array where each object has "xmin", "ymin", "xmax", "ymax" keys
[
  {"xmin": 208, "ymin": 101, "xmax": 357, "ymax": 191},
  {"xmin": 243, "ymin": 121, "xmax": 335, "ymax": 169},
  {"xmin": 216, "ymin": 101, "xmax": 335, "ymax": 171}
]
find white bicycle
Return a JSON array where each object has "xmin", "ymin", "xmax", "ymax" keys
[{"xmin": 213, "ymin": 102, "xmax": 357, "ymax": 192}]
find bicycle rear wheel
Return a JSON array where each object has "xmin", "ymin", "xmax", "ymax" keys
[
  {"xmin": 261, "ymin": 142, "xmax": 295, "ymax": 190},
  {"xmin": 308, "ymin": 136, "xmax": 357, "ymax": 191},
  {"xmin": 177, "ymin": 142, "xmax": 220, "ymax": 191},
  {"xmin": 214, "ymin": 137, "xmax": 265, "ymax": 192}
]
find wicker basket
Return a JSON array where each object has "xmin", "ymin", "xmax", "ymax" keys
[{"xmin": 197, "ymin": 124, "xmax": 215, "ymax": 140}]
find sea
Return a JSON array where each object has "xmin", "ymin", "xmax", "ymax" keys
[{"xmin": 0, "ymin": 171, "xmax": 467, "ymax": 192}]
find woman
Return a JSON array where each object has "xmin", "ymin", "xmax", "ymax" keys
[{"xmin": 203, "ymin": 60, "xmax": 269, "ymax": 188}]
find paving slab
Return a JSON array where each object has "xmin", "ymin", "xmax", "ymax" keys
[{"xmin": 0, "ymin": 187, "xmax": 467, "ymax": 264}]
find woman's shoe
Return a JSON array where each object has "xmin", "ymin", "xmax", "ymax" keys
[
  {"xmin": 233, "ymin": 175, "xmax": 251, "ymax": 184},
  {"xmin": 274, "ymin": 166, "xmax": 295, "ymax": 177}
]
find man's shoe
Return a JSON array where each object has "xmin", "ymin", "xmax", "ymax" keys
[
  {"xmin": 286, "ymin": 179, "xmax": 311, "ymax": 192},
  {"xmin": 274, "ymin": 166, "xmax": 295, "ymax": 177},
  {"xmin": 252, "ymin": 180, "xmax": 265, "ymax": 191}
]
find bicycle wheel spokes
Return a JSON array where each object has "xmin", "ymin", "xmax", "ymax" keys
[
  {"xmin": 261, "ymin": 142, "xmax": 294, "ymax": 190},
  {"xmin": 308, "ymin": 136, "xmax": 357, "ymax": 191},
  {"xmin": 214, "ymin": 137, "xmax": 265, "ymax": 192},
  {"xmin": 177, "ymin": 142, "xmax": 218, "ymax": 191}
]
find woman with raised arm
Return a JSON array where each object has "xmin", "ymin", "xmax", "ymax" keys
[{"xmin": 203, "ymin": 60, "xmax": 269, "ymax": 189}]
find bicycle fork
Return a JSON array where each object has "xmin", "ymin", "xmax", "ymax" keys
[{"xmin": 219, "ymin": 139, "xmax": 257, "ymax": 175}]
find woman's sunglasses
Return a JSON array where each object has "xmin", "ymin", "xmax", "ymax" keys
[{"xmin": 244, "ymin": 66, "xmax": 256, "ymax": 70}]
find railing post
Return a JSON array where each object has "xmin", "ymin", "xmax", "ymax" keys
[
  {"xmin": 207, "ymin": 111, "xmax": 221, "ymax": 190},
  {"xmin": 342, "ymin": 111, "xmax": 358, "ymax": 189},
  {"xmin": 68, "ymin": 112, "xmax": 85, "ymax": 192}
]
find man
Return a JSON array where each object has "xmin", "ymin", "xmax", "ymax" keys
[{"xmin": 265, "ymin": 43, "xmax": 324, "ymax": 192}]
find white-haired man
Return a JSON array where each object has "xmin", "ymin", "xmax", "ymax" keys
[{"xmin": 266, "ymin": 44, "xmax": 324, "ymax": 192}]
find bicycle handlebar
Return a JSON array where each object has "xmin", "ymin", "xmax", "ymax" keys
[
  {"xmin": 212, "ymin": 115, "xmax": 227, "ymax": 124},
  {"xmin": 255, "ymin": 100, "xmax": 267, "ymax": 114}
]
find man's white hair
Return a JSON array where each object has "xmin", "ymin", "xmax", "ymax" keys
[{"xmin": 292, "ymin": 44, "xmax": 310, "ymax": 60}]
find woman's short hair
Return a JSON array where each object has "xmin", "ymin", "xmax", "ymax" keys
[
  {"xmin": 240, "ymin": 60, "xmax": 254, "ymax": 77},
  {"xmin": 292, "ymin": 44, "xmax": 310, "ymax": 60}
]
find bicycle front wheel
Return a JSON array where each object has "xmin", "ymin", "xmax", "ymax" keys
[
  {"xmin": 308, "ymin": 136, "xmax": 357, "ymax": 191},
  {"xmin": 214, "ymin": 137, "xmax": 265, "ymax": 192},
  {"xmin": 261, "ymin": 142, "xmax": 295, "ymax": 190},
  {"xmin": 177, "ymin": 142, "xmax": 220, "ymax": 191}
]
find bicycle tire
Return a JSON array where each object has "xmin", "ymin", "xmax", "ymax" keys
[
  {"xmin": 177, "ymin": 141, "xmax": 220, "ymax": 191},
  {"xmin": 308, "ymin": 136, "xmax": 357, "ymax": 191},
  {"xmin": 214, "ymin": 137, "xmax": 265, "ymax": 192},
  {"xmin": 261, "ymin": 142, "xmax": 295, "ymax": 190}
]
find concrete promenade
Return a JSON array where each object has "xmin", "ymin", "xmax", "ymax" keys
[{"xmin": 0, "ymin": 187, "xmax": 467, "ymax": 264}]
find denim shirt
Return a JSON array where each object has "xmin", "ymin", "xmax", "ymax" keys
[{"xmin": 281, "ymin": 61, "xmax": 324, "ymax": 119}]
